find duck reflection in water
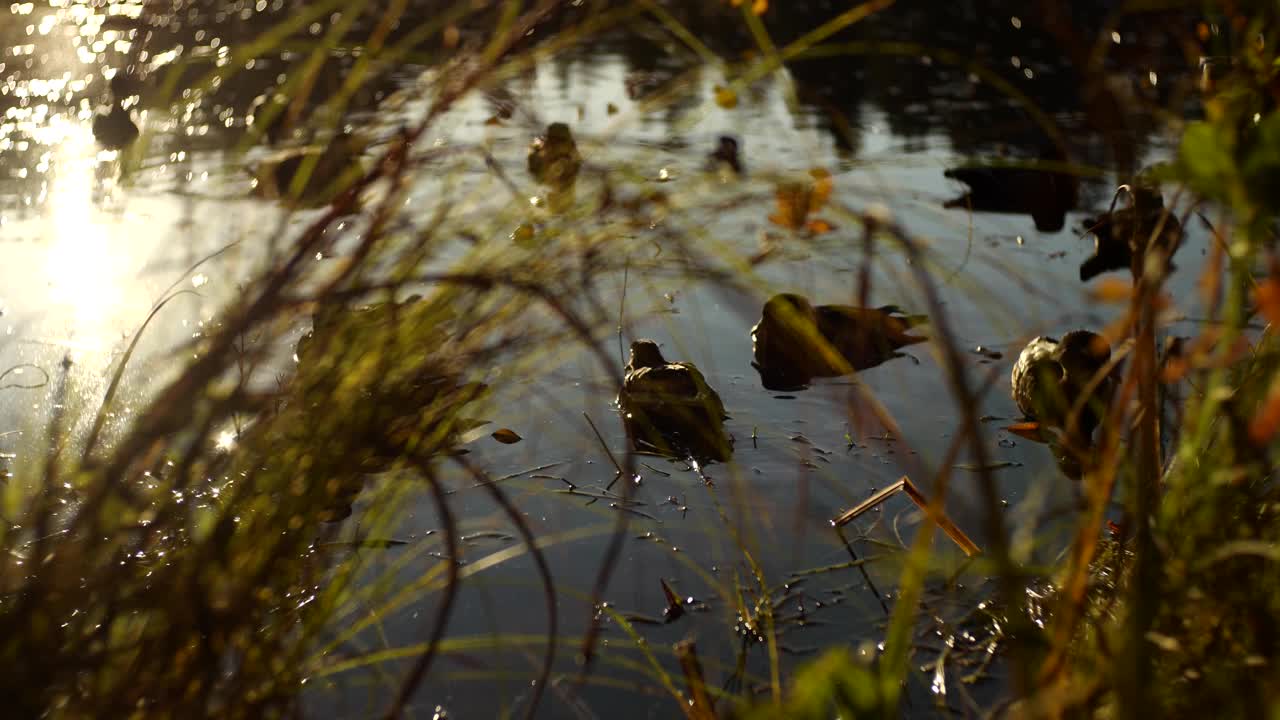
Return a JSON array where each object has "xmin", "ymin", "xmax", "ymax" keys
[
  {"xmin": 942, "ymin": 148, "xmax": 1078, "ymax": 233},
  {"xmin": 618, "ymin": 340, "xmax": 732, "ymax": 462},
  {"xmin": 1080, "ymin": 184, "xmax": 1182, "ymax": 282},
  {"xmin": 751, "ymin": 293, "xmax": 928, "ymax": 391}
]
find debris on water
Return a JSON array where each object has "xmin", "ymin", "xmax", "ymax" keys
[
  {"xmin": 490, "ymin": 428, "xmax": 523, "ymax": 444},
  {"xmin": 971, "ymin": 345, "xmax": 1003, "ymax": 359},
  {"xmin": 954, "ymin": 461, "xmax": 1023, "ymax": 471},
  {"xmin": 660, "ymin": 578, "xmax": 684, "ymax": 622},
  {"xmin": 998, "ymin": 437, "xmax": 1017, "ymax": 448}
]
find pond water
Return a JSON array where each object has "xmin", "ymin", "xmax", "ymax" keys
[{"xmin": 0, "ymin": 1, "xmax": 1216, "ymax": 717}]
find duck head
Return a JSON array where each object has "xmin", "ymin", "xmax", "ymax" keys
[
  {"xmin": 545, "ymin": 122, "xmax": 575, "ymax": 145},
  {"xmin": 1058, "ymin": 330, "xmax": 1111, "ymax": 380},
  {"xmin": 628, "ymin": 339, "xmax": 668, "ymax": 371},
  {"xmin": 760, "ymin": 293, "xmax": 817, "ymax": 327}
]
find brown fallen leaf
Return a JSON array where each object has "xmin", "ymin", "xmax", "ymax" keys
[{"xmin": 491, "ymin": 428, "xmax": 523, "ymax": 444}]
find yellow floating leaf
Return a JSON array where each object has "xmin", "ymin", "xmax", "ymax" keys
[
  {"xmin": 752, "ymin": 0, "xmax": 768, "ymax": 14},
  {"xmin": 491, "ymin": 428, "xmax": 523, "ymax": 444},
  {"xmin": 713, "ymin": 85, "xmax": 738, "ymax": 109}
]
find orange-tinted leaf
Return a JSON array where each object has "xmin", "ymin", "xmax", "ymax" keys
[
  {"xmin": 1253, "ymin": 276, "xmax": 1280, "ymax": 326},
  {"xmin": 769, "ymin": 184, "xmax": 809, "ymax": 229},
  {"xmin": 805, "ymin": 218, "xmax": 836, "ymax": 234},
  {"xmin": 1248, "ymin": 377, "xmax": 1280, "ymax": 446},
  {"xmin": 1090, "ymin": 277, "xmax": 1135, "ymax": 303},
  {"xmin": 491, "ymin": 428, "xmax": 523, "ymax": 444},
  {"xmin": 713, "ymin": 85, "xmax": 738, "ymax": 109},
  {"xmin": 483, "ymin": 115, "xmax": 502, "ymax": 126},
  {"xmin": 752, "ymin": 0, "xmax": 768, "ymax": 14},
  {"xmin": 808, "ymin": 168, "xmax": 833, "ymax": 212},
  {"xmin": 1004, "ymin": 421, "xmax": 1045, "ymax": 442}
]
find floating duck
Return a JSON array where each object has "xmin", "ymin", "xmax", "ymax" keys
[
  {"xmin": 943, "ymin": 147, "xmax": 1078, "ymax": 233},
  {"xmin": 91, "ymin": 77, "xmax": 139, "ymax": 150},
  {"xmin": 527, "ymin": 122, "xmax": 582, "ymax": 188},
  {"xmin": 751, "ymin": 293, "xmax": 927, "ymax": 390},
  {"xmin": 618, "ymin": 339, "xmax": 731, "ymax": 461},
  {"xmin": 707, "ymin": 135, "xmax": 742, "ymax": 176},
  {"xmin": 1080, "ymin": 184, "xmax": 1182, "ymax": 281},
  {"xmin": 1009, "ymin": 330, "xmax": 1114, "ymax": 443}
]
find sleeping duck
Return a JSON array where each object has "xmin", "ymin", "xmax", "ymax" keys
[
  {"xmin": 618, "ymin": 339, "xmax": 731, "ymax": 461},
  {"xmin": 528, "ymin": 122, "xmax": 582, "ymax": 188},
  {"xmin": 1080, "ymin": 184, "xmax": 1182, "ymax": 281},
  {"xmin": 751, "ymin": 293, "xmax": 928, "ymax": 390},
  {"xmin": 1009, "ymin": 330, "xmax": 1115, "ymax": 443}
]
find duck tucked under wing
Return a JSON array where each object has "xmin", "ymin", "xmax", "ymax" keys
[{"xmin": 1011, "ymin": 337, "xmax": 1065, "ymax": 420}]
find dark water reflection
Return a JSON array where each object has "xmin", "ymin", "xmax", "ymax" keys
[{"xmin": 0, "ymin": 1, "xmax": 1218, "ymax": 717}]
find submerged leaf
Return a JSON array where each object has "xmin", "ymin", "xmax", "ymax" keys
[{"xmin": 491, "ymin": 428, "xmax": 523, "ymax": 444}]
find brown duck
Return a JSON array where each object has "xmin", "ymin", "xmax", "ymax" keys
[
  {"xmin": 751, "ymin": 293, "xmax": 928, "ymax": 390},
  {"xmin": 618, "ymin": 340, "xmax": 731, "ymax": 461},
  {"xmin": 1080, "ymin": 184, "xmax": 1182, "ymax": 281}
]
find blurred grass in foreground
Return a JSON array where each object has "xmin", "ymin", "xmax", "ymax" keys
[{"xmin": 0, "ymin": 1, "xmax": 1278, "ymax": 719}]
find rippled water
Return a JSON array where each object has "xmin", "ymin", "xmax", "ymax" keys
[{"xmin": 0, "ymin": 1, "xmax": 1215, "ymax": 716}]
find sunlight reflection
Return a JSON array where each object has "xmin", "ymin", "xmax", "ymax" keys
[{"xmin": 42, "ymin": 119, "xmax": 124, "ymax": 338}]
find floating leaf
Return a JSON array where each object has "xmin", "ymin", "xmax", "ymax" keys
[
  {"xmin": 443, "ymin": 25, "xmax": 460, "ymax": 48},
  {"xmin": 511, "ymin": 223, "xmax": 536, "ymax": 248},
  {"xmin": 491, "ymin": 428, "xmax": 523, "ymax": 444},
  {"xmin": 805, "ymin": 218, "xmax": 836, "ymax": 234},
  {"xmin": 1090, "ymin": 277, "xmax": 1136, "ymax": 303},
  {"xmin": 1003, "ymin": 421, "xmax": 1045, "ymax": 442},
  {"xmin": 606, "ymin": 102, "xmax": 619, "ymax": 115},
  {"xmin": 713, "ymin": 84, "xmax": 738, "ymax": 109},
  {"xmin": 483, "ymin": 115, "xmax": 502, "ymax": 126}
]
